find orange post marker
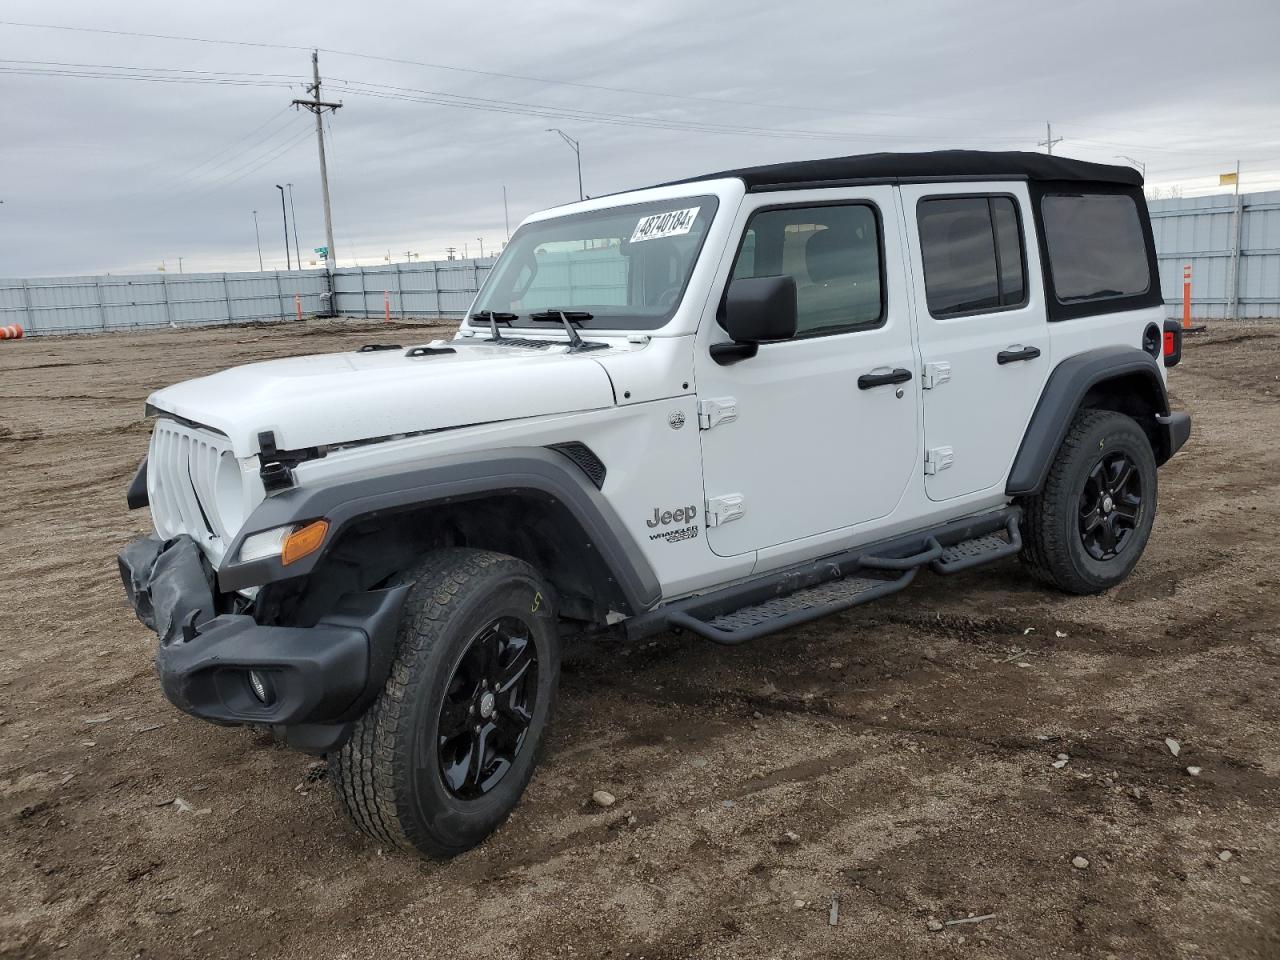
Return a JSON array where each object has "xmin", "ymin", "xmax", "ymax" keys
[
  {"xmin": 295, "ymin": 293, "xmax": 303, "ymax": 322},
  {"xmin": 384, "ymin": 290, "xmax": 391, "ymax": 323},
  {"xmin": 1181, "ymin": 263, "xmax": 1192, "ymax": 330}
]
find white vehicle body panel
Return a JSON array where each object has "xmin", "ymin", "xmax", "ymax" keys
[{"xmin": 147, "ymin": 341, "xmax": 618, "ymax": 456}]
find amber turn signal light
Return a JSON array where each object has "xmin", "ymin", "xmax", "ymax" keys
[{"xmin": 281, "ymin": 519, "xmax": 329, "ymax": 566}]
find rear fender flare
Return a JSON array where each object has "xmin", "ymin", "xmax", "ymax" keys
[{"xmin": 1006, "ymin": 346, "xmax": 1170, "ymax": 497}]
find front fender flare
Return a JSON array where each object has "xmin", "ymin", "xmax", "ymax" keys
[{"xmin": 217, "ymin": 446, "xmax": 661, "ymax": 613}]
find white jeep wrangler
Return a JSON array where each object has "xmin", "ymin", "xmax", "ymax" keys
[{"xmin": 118, "ymin": 150, "xmax": 1189, "ymax": 858}]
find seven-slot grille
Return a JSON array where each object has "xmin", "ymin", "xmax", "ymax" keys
[{"xmin": 147, "ymin": 418, "xmax": 236, "ymax": 557}]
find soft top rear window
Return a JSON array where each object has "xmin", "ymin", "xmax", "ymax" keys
[{"xmin": 1040, "ymin": 192, "xmax": 1150, "ymax": 304}]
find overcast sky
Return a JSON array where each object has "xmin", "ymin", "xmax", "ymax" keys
[{"xmin": 2, "ymin": 0, "xmax": 1278, "ymax": 277}]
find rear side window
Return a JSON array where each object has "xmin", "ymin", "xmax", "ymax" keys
[
  {"xmin": 917, "ymin": 196, "xmax": 1026, "ymax": 317},
  {"xmin": 1040, "ymin": 193, "xmax": 1150, "ymax": 303}
]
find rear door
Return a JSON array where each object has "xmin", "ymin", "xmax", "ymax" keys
[{"xmin": 899, "ymin": 183, "xmax": 1049, "ymax": 501}]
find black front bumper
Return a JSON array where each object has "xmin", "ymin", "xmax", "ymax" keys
[{"xmin": 118, "ymin": 535, "xmax": 408, "ymax": 753}]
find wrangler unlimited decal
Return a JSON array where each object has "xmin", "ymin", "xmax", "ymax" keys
[{"xmin": 646, "ymin": 504, "xmax": 700, "ymax": 544}]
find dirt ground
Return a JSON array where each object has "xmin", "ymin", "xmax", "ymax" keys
[{"xmin": 1, "ymin": 317, "xmax": 1278, "ymax": 960}]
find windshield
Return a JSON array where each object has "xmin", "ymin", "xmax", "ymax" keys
[{"xmin": 469, "ymin": 195, "xmax": 719, "ymax": 330}]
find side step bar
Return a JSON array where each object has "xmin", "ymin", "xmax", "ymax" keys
[{"xmin": 627, "ymin": 509, "xmax": 1021, "ymax": 646}]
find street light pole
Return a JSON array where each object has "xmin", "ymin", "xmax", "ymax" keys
[
  {"xmin": 252, "ymin": 210, "xmax": 264, "ymax": 271},
  {"xmin": 1114, "ymin": 155, "xmax": 1146, "ymax": 178},
  {"xmin": 275, "ymin": 184, "xmax": 292, "ymax": 270},
  {"xmin": 286, "ymin": 183, "xmax": 302, "ymax": 268},
  {"xmin": 546, "ymin": 128, "xmax": 583, "ymax": 200},
  {"xmin": 477, "ymin": 237, "xmax": 485, "ymax": 258}
]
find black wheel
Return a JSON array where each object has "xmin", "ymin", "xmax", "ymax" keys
[
  {"xmin": 331, "ymin": 548, "xmax": 559, "ymax": 858},
  {"xmin": 1020, "ymin": 409, "xmax": 1158, "ymax": 595}
]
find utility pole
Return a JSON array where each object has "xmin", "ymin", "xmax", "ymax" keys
[
  {"xmin": 546, "ymin": 128, "xmax": 583, "ymax": 200},
  {"xmin": 292, "ymin": 51, "xmax": 341, "ymax": 272},
  {"xmin": 177, "ymin": 257, "xmax": 184, "ymax": 274},
  {"xmin": 445, "ymin": 246, "xmax": 457, "ymax": 261},
  {"xmin": 463, "ymin": 241, "xmax": 469, "ymax": 259},
  {"xmin": 252, "ymin": 210, "xmax": 264, "ymax": 270},
  {"xmin": 503, "ymin": 185, "xmax": 511, "ymax": 242},
  {"xmin": 275, "ymin": 184, "xmax": 292, "ymax": 270},
  {"xmin": 286, "ymin": 183, "xmax": 302, "ymax": 267},
  {"xmin": 1038, "ymin": 122, "xmax": 1063, "ymax": 155}
]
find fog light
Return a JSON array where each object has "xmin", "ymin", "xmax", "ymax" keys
[{"xmin": 248, "ymin": 670, "xmax": 273, "ymax": 704}]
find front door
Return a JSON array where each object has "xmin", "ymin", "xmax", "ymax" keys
[
  {"xmin": 694, "ymin": 189, "xmax": 920, "ymax": 558},
  {"xmin": 899, "ymin": 183, "xmax": 1050, "ymax": 501}
]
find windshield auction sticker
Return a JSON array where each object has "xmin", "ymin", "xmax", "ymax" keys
[{"xmin": 630, "ymin": 207, "xmax": 700, "ymax": 243}]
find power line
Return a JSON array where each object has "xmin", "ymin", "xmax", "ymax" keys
[
  {"xmin": 331, "ymin": 79, "xmax": 1033, "ymax": 145},
  {"xmin": 2, "ymin": 18, "xmax": 1260, "ymax": 144}
]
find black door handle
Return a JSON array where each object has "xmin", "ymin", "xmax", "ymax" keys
[
  {"xmin": 858, "ymin": 368, "xmax": 913, "ymax": 390},
  {"xmin": 997, "ymin": 346, "xmax": 1041, "ymax": 364}
]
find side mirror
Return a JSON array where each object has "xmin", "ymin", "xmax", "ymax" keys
[{"xmin": 713, "ymin": 275, "xmax": 797, "ymax": 364}]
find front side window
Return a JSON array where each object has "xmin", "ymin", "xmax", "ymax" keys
[
  {"xmin": 917, "ymin": 196, "xmax": 1027, "ymax": 317},
  {"xmin": 469, "ymin": 195, "xmax": 718, "ymax": 330},
  {"xmin": 1041, "ymin": 193, "xmax": 1150, "ymax": 303},
  {"xmin": 726, "ymin": 203, "xmax": 884, "ymax": 337}
]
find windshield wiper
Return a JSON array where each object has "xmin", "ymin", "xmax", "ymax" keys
[
  {"xmin": 471, "ymin": 309, "xmax": 518, "ymax": 341},
  {"xmin": 527, "ymin": 310, "xmax": 606, "ymax": 353}
]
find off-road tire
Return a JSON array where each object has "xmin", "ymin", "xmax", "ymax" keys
[
  {"xmin": 1020, "ymin": 409, "xmax": 1157, "ymax": 595},
  {"xmin": 331, "ymin": 548, "xmax": 559, "ymax": 858}
]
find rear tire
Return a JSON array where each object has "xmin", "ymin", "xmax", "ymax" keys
[
  {"xmin": 1020, "ymin": 409, "xmax": 1157, "ymax": 595},
  {"xmin": 331, "ymin": 548, "xmax": 559, "ymax": 858}
]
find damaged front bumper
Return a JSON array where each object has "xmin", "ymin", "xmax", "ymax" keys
[{"xmin": 117, "ymin": 535, "xmax": 408, "ymax": 753}]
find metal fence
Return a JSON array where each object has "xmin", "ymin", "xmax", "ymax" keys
[
  {"xmin": 0, "ymin": 269, "xmax": 332, "ymax": 336},
  {"xmin": 0, "ymin": 257, "xmax": 497, "ymax": 336},
  {"xmin": 1149, "ymin": 189, "xmax": 1280, "ymax": 320},
  {"xmin": 330, "ymin": 258, "xmax": 495, "ymax": 318},
  {"xmin": 7, "ymin": 192, "xmax": 1278, "ymax": 336}
]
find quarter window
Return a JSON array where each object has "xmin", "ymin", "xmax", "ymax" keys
[
  {"xmin": 1041, "ymin": 193, "xmax": 1150, "ymax": 303},
  {"xmin": 727, "ymin": 203, "xmax": 884, "ymax": 337},
  {"xmin": 918, "ymin": 196, "xmax": 1027, "ymax": 317}
]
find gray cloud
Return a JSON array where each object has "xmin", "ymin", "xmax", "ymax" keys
[{"xmin": 1, "ymin": 0, "xmax": 1277, "ymax": 276}]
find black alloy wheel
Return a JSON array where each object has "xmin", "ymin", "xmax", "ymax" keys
[
  {"xmin": 1078, "ymin": 450, "xmax": 1143, "ymax": 561},
  {"xmin": 437, "ymin": 616, "xmax": 539, "ymax": 799}
]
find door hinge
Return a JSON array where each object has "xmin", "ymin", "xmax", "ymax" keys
[
  {"xmin": 705, "ymin": 494, "xmax": 745, "ymax": 527},
  {"xmin": 698, "ymin": 397, "xmax": 738, "ymax": 430},
  {"xmin": 924, "ymin": 446, "xmax": 954, "ymax": 475},
  {"xmin": 921, "ymin": 361, "xmax": 952, "ymax": 390}
]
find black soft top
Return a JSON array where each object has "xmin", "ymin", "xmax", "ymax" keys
[{"xmin": 667, "ymin": 149, "xmax": 1143, "ymax": 191}]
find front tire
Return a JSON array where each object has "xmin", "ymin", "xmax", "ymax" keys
[
  {"xmin": 1020, "ymin": 409, "xmax": 1158, "ymax": 595},
  {"xmin": 332, "ymin": 548, "xmax": 559, "ymax": 858}
]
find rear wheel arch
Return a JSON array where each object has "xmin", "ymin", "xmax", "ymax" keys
[{"xmin": 1007, "ymin": 346, "xmax": 1170, "ymax": 497}]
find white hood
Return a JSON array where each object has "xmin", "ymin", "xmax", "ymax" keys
[{"xmin": 148, "ymin": 340, "xmax": 618, "ymax": 456}]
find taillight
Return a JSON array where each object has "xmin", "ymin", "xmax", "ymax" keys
[{"xmin": 1161, "ymin": 319, "xmax": 1182, "ymax": 368}]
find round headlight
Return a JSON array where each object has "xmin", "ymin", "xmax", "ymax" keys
[{"xmin": 214, "ymin": 453, "xmax": 247, "ymax": 537}]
